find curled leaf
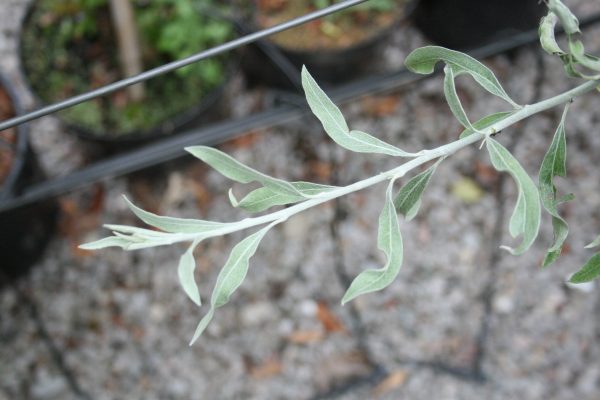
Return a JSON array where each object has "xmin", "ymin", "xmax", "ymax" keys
[
  {"xmin": 301, "ymin": 66, "xmax": 417, "ymax": 157},
  {"xmin": 547, "ymin": 0, "xmax": 580, "ymax": 35},
  {"xmin": 486, "ymin": 138, "xmax": 541, "ymax": 255},
  {"xmin": 342, "ymin": 180, "xmax": 403, "ymax": 304},
  {"xmin": 569, "ymin": 253, "xmax": 600, "ymax": 283},
  {"xmin": 404, "ymin": 46, "xmax": 519, "ymax": 108},
  {"xmin": 539, "ymin": 12, "xmax": 565, "ymax": 56},
  {"xmin": 539, "ymin": 105, "xmax": 571, "ymax": 267}
]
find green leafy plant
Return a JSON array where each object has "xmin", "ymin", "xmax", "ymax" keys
[
  {"xmin": 83, "ymin": 0, "xmax": 600, "ymax": 344},
  {"xmin": 21, "ymin": 0, "xmax": 233, "ymax": 136}
]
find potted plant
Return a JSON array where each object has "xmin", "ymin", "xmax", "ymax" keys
[
  {"xmin": 19, "ymin": 0, "xmax": 237, "ymax": 144},
  {"xmin": 244, "ymin": 0, "xmax": 408, "ymax": 87},
  {"xmin": 0, "ymin": 72, "xmax": 57, "ymax": 286},
  {"xmin": 410, "ymin": 0, "xmax": 546, "ymax": 50}
]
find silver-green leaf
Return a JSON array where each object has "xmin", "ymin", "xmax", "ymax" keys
[
  {"xmin": 79, "ymin": 236, "xmax": 134, "ymax": 250},
  {"xmin": 124, "ymin": 196, "xmax": 227, "ymax": 234},
  {"xmin": 178, "ymin": 240, "xmax": 201, "ymax": 306},
  {"xmin": 186, "ymin": 146, "xmax": 302, "ymax": 197},
  {"xmin": 539, "ymin": 13, "xmax": 565, "ymax": 56},
  {"xmin": 404, "ymin": 46, "xmax": 519, "ymax": 108},
  {"xmin": 81, "ymin": 225, "xmax": 188, "ymax": 251},
  {"xmin": 301, "ymin": 66, "xmax": 417, "ymax": 157},
  {"xmin": 486, "ymin": 138, "xmax": 541, "ymax": 255},
  {"xmin": 539, "ymin": 105, "xmax": 571, "ymax": 267},
  {"xmin": 443, "ymin": 65, "xmax": 478, "ymax": 132},
  {"xmin": 569, "ymin": 253, "xmax": 600, "ymax": 283},
  {"xmin": 547, "ymin": 0, "xmax": 580, "ymax": 35},
  {"xmin": 394, "ymin": 159, "xmax": 441, "ymax": 220},
  {"xmin": 342, "ymin": 180, "xmax": 403, "ymax": 304},
  {"xmin": 459, "ymin": 111, "xmax": 515, "ymax": 139},
  {"xmin": 234, "ymin": 182, "xmax": 337, "ymax": 213},
  {"xmin": 189, "ymin": 221, "xmax": 277, "ymax": 345}
]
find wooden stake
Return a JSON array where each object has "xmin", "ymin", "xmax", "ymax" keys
[{"xmin": 109, "ymin": 0, "xmax": 145, "ymax": 102}]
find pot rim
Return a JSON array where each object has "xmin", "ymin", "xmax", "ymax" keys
[{"xmin": 0, "ymin": 71, "xmax": 29, "ymax": 202}]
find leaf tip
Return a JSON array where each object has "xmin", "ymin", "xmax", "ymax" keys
[
  {"xmin": 499, "ymin": 245, "xmax": 518, "ymax": 255},
  {"xmin": 228, "ymin": 188, "xmax": 239, "ymax": 208}
]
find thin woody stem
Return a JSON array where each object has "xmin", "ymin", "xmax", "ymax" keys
[{"xmin": 179, "ymin": 79, "xmax": 599, "ymax": 240}]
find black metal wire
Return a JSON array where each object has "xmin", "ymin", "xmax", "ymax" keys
[
  {"xmin": 1, "ymin": 11, "xmax": 600, "ymax": 213},
  {"xmin": 0, "ymin": 0, "xmax": 369, "ymax": 132}
]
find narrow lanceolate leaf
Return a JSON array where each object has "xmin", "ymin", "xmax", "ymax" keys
[
  {"xmin": 178, "ymin": 240, "xmax": 201, "ymax": 306},
  {"xmin": 459, "ymin": 111, "xmax": 515, "ymax": 139},
  {"xmin": 569, "ymin": 253, "xmax": 600, "ymax": 283},
  {"xmin": 124, "ymin": 196, "xmax": 227, "ymax": 234},
  {"xmin": 301, "ymin": 66, "xmax": 416, "ymax": 157},
  {"xmin": 486, "ymin": 138, "xmax": 541, "ymax": 255},
  {"xmin": 189, "ymin": 222, "xmax": 277, "ymax": 345},
  {"xmin": 539, "ymin": 13, "xmax": 565, "ymax": 56},
  {"xmin": 585, "ymin": 235, "xmax": 600, "ymax": 249},
  {"xmin": 394, "ymin": 159, "xmax": 441, "ymax": 220},
  {"xmin": 234, "ymin": 182, "xmax": 338, "ymax": 213},
  {"xmin": 443, "ymin": 65, "xmax": 477, "ymax": 132},
  {"xmin": 186, "ymin": 146, "xmax": 302, "ymax": 197},
  {"xmin": 342, "ymin": 180, "xmax": 403, "ymax": 304},
  {"xmin": 539, "ymin": 105, "xmax": 571, "ymax": 267},
  {"xmin": 547, "ymin": 0, "xmax": 580, "ymax": 35},
  {"xmin": 404, "ymin": 46, "xmax": 519, "ymax": 108},
  {"xmin": 80, "ymin": 225, "xmax": 187, "ymax": 251},
  {"xmin": 79, "ymin": 236, "xmax": 133, "ymax": 250}
]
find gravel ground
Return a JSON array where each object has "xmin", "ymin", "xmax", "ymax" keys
[{"xmin": 1, "ymin": 1, "xmax": 600, "ymax": 399}]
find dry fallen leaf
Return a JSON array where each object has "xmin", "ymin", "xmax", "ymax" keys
[
  {"xmin": 316, "ymin": 301, "xmax": 346, "ymax": 333},
  {"xmin": 474, "ymin": 160, "xmax": 500, "ymax": 187},
  {"xmin": 372, "ymin": 370, "xmax": 408, "ymax": 397},
  {"xmin": 308, "ymin": 160, "xmax": 333, "ymax": 182},
  {"xmin": 287, "ymin": 330, "xmax": 324, "ymax": 344},
  {"xmin": 59, "ymin": 184, "xmax": 105, "ymax": 257},
  {"xmin": 315, "ymin": 351, "xmax": 372, "ymax": 392},
  {"xmin": 248, "ymin": 356, "xmax": 283, "ymax": 380},
  {"xmin": 361, "ymin": 94, "xmax": 401, "ymax": 117},
  {"xmin": 224, "ymin": 130, "xmax": 263, "ymax": 150}
]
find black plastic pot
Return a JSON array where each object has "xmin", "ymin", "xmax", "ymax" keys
[
  {"xmin": 0, "ymin": 73, "xmax": 58, "ymax": 287},
  {"xmin": 18, "ymin": 1, "xmax": 238, "ymax": 149},
  {"xmin": 242, "ymin": 2, "xmax": 407, "ymax": 89},
  {"xmin": 410, "ymin": 0, "xmax": 546, "ymax": 50}
]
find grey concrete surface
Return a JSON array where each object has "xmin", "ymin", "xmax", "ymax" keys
[{"xmin": 1, "ymin": 1, "xmax": 599, "ymax": 399}]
